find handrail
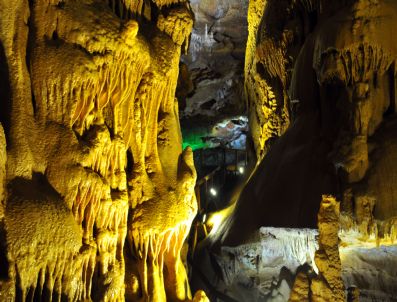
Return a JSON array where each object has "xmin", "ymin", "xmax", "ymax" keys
[
  {"xmin": 196, "ymin": 166, "xmax": 221, "ymax": 187},
  {"xmin": 194, "ymin": 147, "xmax": 248, "ymax": 212},
  {"xmin": 196, "ymin": 147, "xmax": 248, "ymax": 170}
]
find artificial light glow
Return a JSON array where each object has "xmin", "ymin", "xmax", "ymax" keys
[
  {"xmin": 202, "ymin": 213, "xmax": 207, "ymax": 223},
  {"xmin": 210, "ymin": 188, "xmax": 217, "ymax": 196},
  {"xmin": 207, "ymin": 211, "xmax": 225, "ymax": 234},
  {"xmin": 206, "ymin": 205, "xmax": 235, "ymax": 240},
  {"xmin": 238, "ymin": 166, "xmax": 245, "ymax": 174}
]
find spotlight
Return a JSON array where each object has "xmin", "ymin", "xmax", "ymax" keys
[
  {"xmin": 238, "ymin": 166, "xmax": 245, "ymax": 174},
  {"xmin": 210, "ymin": 188, "xmax": 217, "ymax": 196}
]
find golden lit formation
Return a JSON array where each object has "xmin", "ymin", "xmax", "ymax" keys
[{"xmin": 0, "ymin": 0, "xmax": 206, "ymax": 300}]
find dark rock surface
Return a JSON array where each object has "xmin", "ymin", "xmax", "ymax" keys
[{"xmin": 179, "ymin": 0, "xmax": 249, "ymax": 122}]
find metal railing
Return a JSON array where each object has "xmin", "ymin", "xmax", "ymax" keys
[
  {"xmin": 194, "ymin": 147, "xmax": 247, "ymax": 211},
  {"xmin": 195, "ymin": 147, "xmax": 248, "ymax": 173},
  {"xmin": 189, "ymin": 148, "xmax": 248, "ymax": 256}
]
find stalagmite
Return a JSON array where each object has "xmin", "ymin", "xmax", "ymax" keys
[
  {"xmin": 311, "ymin": 196, "xmax": 346, "ymax": 302},
  {"xmin": 286, "ymin": 196, "xmax": 346, "ymax": 302},
  {"xmin": 289, "ymin": 271, "xmax": 310, "ymax": 302}
]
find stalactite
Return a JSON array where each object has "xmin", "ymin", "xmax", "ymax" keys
[
  {"xmin": 108, "ymin": 0, "xmax": 188, "ymax": 18},
  {"xmin": 0, "ymin": 0, "xmax": 209, "ymax": 300},
  {"xmin": 315, "ymin": 44, "xmax": 393, "ymax": 88},
  {"xmin": 157, "ymin": 5, "xmax": 193, "ymax": 51},
  {"xmin": 120, "ymin": 0, "xmax": 145, "ymax": 16},
  {"xmin": 5, "ymin": 193, "xmax": 98, "ymax": 302},
  {"xmin": 96, "ymin": 193, "xmax": 129, "ymax": 264},
  {"xmin": 128, "ymin": 222, "xmax": 192, "ymax": 301}
]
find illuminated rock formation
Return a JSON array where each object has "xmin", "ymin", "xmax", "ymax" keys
[
  {"xmin": 203, "ymin": 195, "xmax": 395, "ymax": 301},
  {"xmin": 244, "ymin": 0, "xmax": 295, "ymax": 159},
  {"xmin": 310, "ymin": 196, "xmax": 346, "ymax": 302},
  {"xmin": 245, "ymin": 0, "xmax": 397, "ymax": 166},
  {"xmin": 212, "ymin": 227, "xmax": 318, "ymax": 301},
  {"xmin": 289, "ymin": 271, "xmax": 310, "ymax": 302},
  {"xmin": 0, "ymin": 0, "xmax": 207, "ymax": 301},
  {"xmin": 2, "ymin": 0, "xmax": 397, "ymax": 301},
  {"xmin": 290, "ymin": 196, "xmax": 346, "ymax": 302}
]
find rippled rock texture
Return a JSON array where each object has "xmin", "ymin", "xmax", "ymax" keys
[{"xmin": 0, "ymin": 0, "xmax": 208, "ymax": 301}]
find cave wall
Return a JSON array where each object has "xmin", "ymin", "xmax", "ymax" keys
[
  {"xmin": 179, "ymin": 0, "xmax": 248, "ymax": 121},
  {"xmin": 0, "ymin": 0, "xmax": 208, "ymax": 301},
  {"xmin": 244, "ymin": 0, "xmax": 296, "ymax": 160}
]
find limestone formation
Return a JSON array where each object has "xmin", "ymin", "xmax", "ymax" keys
[
  {"xmin": 0, "ymin": 0, "xmax": 207, "ymax": 301},
  {"xmin": 289, "ymin": 271, "xmax": 310, "ymax": 302},
  {"xmin": 245, "ymin": 0, "xmax": 294, "ymax": 160},
  {"xmin": 310, "ymin": 196, "xmax": 345, "ymax": 302},
  {"xmin": 245, "ymin": 0, "xmax": 397, "ymax": 168},
  {"xmin": 1, "ymin": 0, "xmax": 397, "ymax": 301},
  {"xmin": 288, "ymin": 196, "xmax": 346, "ymax": 302}
]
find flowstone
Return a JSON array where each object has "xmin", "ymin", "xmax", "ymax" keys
[{"xmin": 0, "ymin": 0, "xmax": 208, "ymax": 301}]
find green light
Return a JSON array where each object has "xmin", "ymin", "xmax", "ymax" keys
[{"xmin": 181, "ymin": 127, "xmax": 210, "ymax": 151}]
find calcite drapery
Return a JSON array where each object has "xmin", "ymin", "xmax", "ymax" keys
[
  {"xmin": 245, "ymin": 0, "xmax": 302, "ymax": 160},
  {"xmin": 0, "ymin": 0, "xmax": 207, "ymax": 301}
]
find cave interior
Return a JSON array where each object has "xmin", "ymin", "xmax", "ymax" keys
[{"xmin": 0, "ymin": 0, "xmax": 397, "ymax": 301}]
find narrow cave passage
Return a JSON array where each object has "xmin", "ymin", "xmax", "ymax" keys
[{"xmin": 177, "ymin": 0, "xmax": 250, "ymax": 218}]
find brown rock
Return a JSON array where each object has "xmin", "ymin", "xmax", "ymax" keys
[
  {"xmin": 289, "ymin": 271, "xmax": 310, "ymax": 302},
  {"xmin": 311, "ymin": 196, "xmax": 346, "ymax": 302}
]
